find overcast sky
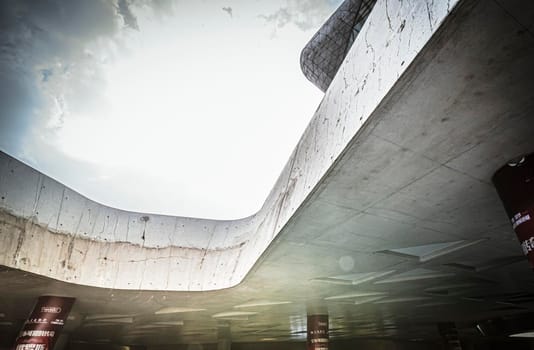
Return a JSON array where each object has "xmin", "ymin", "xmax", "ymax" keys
[{"xmin": 0, "ymin": 0, "xmax": 342, "ymax": 219}]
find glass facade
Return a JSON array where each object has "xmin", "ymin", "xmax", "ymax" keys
[{"xmin": 300, "ymin": 0, "xmax": 377, "ymax": 92}]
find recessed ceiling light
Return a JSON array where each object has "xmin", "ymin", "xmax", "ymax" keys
[
  {"xmin": 92, "ymin": 317, "xmax": 134, "ymax": 324},
  {"xmin": 415, "ymin": 301, "xmax": 456, "ymax": 308},
  {"xmin": 126, "ymin": 330, "xmax": 161, "ymax": 335},
  {"xmin": 424, "ymin": 283, "xmax": 477, "ymax": 292},
  {"xmin": 374, "ymin": 296, "xmax": 430, "ymax": 304},
  {"xmin": 240, "ymin": 323, "xmax": 281, "ymax": 329},
  {"xmin": 82, "ymin": 323, "xmax": 123, "ymax": 327},
  {"xmin": 155, "ymin": 307, "xmax": 206, "ymax": 315},
  {"xmin": 234, "ymin": 300, "xmax": 292, "ymax": 308},
  {"xmin": 377, "ymin": 239, "xmax": 486, "ymax": 262},
  {"xmin": 310, "ymin": 277, "xmax": 353, "ymax": 285},
  {"xmin": 325, "ymin": 291, "xmax": 386, "ymax": 300},
  {"xmin": 135, "ymin": 324, "xmax": 179, "ymax": 329},
  {"xmin": 510, "ymin": 331, "xmax": 534, "ymax": 338},
  {"xmin": 311, "ymin": 271, "xmax": 396, "ymax": 286},
  {"xmin": 375, "ymin": 268, "xmax": 454, "ymax": 284},
  {"xmin": 152, "ymin": 321, "xmax": 184, "ymax": 326},
  {"xmin": 354, "ymin": 296, "xmax": 386, "ymax": 305},
  {"xmin": 212, "ymin": 311, "xmax": 258, "ymax": 319},
  {"xmin": 85, "ymin": 314, "xmax": 133, "ymax": 321}
]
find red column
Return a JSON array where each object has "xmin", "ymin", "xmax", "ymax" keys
[
  {"xmin": 12, "ymin": 296, "xmax": 75, "ymax": 350},
  {"xmin": 307, "ymin": 315, "xmax": 328, "ymax": 350},
  {"xmin": 493, "ymin": 153, "xmax": 534, "ymax": 268}
]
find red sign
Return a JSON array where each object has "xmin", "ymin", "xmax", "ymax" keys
[
  {"xmin": 493, "ymin": 153, "xmax": 534, "ymax": 268},
  {"xmin": 13, "ymin": 296, "xmax": 75, "ymax": 350},
  {"xmin": 307, "ymin": 315, "xmax": 328, "ymax": 350}
]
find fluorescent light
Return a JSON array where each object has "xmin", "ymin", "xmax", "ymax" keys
[
  {"xmin": 155, "ymin": 307, "xmax": 206, "ymax": 315},
  {"xmin": 311, "ymin": 271, "xmax": 396, "ymax": 286},
  {"xmin": 82, "ymin": 323, "xmax": 123, "ymax": 327},
  {"xmin": 374, "ymin": 297, "xmax": 430, "ymax": 304},
  {"xmin": 510, "ymin": 331, "xmax": 534, "ymax": 338},
  {"xmin": 85, "ymin": 314, "xmax": 133, "ymax": 320},
  {"xmin": 212, "ymin": 311, "xmax": 257, "ymax": 318},
  {"xmin": 378, "ymin": 239, "xmax": 486, "ymax": 262},
  {"xmin": 234, "ymin": 300, "xmax": 292, "ymax": 308},
  {"xmin": 416, "ymin": 301, "xmax": 455, "ymax": 308},
  {"xmin": 325, "ymin": 291, "xmax": 386, "ymax": 300},
  {"xmin": 354, "ymin": 296, "xmax": 386, "ymax": 305},
  {"xmin": 375, "ymin": 269, "xmax": 454, "ymax": 284},
  {"xmin": 135, "ymin": 324, "xmax": 180, "ymax": 329},
  {"xmin": 92, "ymin": 317, "xmax": 134, "ymax": 324},
  {"xmin": 152, "ymin": 321, "xmax": 184, "ymax": 326}
]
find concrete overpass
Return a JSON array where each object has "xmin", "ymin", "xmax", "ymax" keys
[{"xmin": 1, "ymin": 0, "xmax": 534, "ymax": 348}]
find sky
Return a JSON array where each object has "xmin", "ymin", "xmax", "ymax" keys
[{"xmin": 0, "ymin": 0, "xmax": 342, "ymax": 220}]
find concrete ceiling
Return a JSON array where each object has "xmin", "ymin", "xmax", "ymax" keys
[{"xmin": 1, "ymin": 0, "xmax": 534, "ymax": 348}]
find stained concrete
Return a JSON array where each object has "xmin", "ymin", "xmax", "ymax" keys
[
  {"xmin": 0, "ymin": 0, "xmax": 462, "ymax": 291},
  {"xmin": 1, "ymin": 0, "xmax": 534, "ymax": 347}
]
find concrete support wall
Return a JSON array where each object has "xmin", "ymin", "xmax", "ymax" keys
[{"xmin": 0, "ymin": 0, "xmax": 460, "ymax": 291}]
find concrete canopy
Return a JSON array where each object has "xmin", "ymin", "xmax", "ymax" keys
[{"xmin": 1, "ymin": 0, "xmax": 534, "ymax": 348}]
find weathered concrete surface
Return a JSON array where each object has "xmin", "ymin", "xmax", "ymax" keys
[
  {"xmin": 1, "ymin": 0, "xmax": 534, "ymax": 346},
  {"xmin": 0, "ymin": 0, "xmax": 462, "ymax": 291}
]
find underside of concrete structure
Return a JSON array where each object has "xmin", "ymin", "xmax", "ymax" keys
[{"xmin": 1, "ymin": 0, "xmax": 534, "ymax": 349}]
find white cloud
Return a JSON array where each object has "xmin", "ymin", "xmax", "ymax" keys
[
  {"xmin": 0, "ymin": 0, "xmax": 334, "ymax": 219},
  {"xmin": 260, "ymin": 0, "xmax": 343, "ymax": 31}
]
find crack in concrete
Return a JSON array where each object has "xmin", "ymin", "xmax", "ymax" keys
[
  {"xmin": 54, "ymin": 188, "xmax": 66, "ymax": 230},
  {"xmin": 385, "ymin": 0, "xmax": 393, "ymax": 31},
  {"xmin": 32, "ymin": 174, "xmax": 43, "ymax": 217},
  {"xmin": 426, "ymin": 0, "xmax": 435, "ymax": 32}
]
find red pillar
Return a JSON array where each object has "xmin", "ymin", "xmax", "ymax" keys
[
  {"xmin": 493, "ymin": 153, "xmax": 534, "ymax": 268},
  {"xmin": 307, "ymin": 315, "xmax": 328, "ymax": 350},
  {"xmin": 12, "ymin": 296, "xmax": 75, "ymax": 350}
]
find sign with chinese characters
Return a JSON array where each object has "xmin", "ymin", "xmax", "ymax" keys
[
  {"xmin": 493, "ymin": 153, "xmax": 534, "ymax": 268},
  {"xmin": 307, "ymin": 314, "xmax": 328, "ymax": 350},
  {"xmin": 13, "ymin": 296, "xmax": 75, "ymax": 350}
]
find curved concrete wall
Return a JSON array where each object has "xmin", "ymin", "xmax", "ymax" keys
[{"xmin": 0, "ymin": 0, "xmax": 460, "ymax": 291}]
